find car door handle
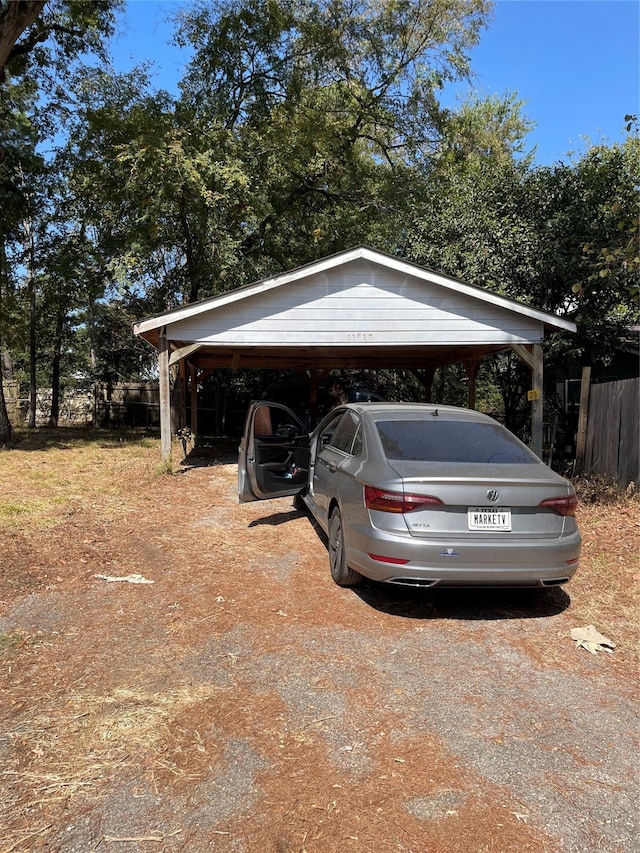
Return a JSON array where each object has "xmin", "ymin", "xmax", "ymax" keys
[{"xmin": 320, "ymin": 458, "xmax": 337, "ymax": 473}]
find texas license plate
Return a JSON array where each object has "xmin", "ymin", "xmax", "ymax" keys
[{"xmin": 468, "ymin": 507, "xmax": 512, "ymax": 531}]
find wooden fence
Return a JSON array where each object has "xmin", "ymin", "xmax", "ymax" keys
[
  {"xmin": 2, "ymin": 383, "xmax": 161, "ymax": 428},
  {"xmin": 582, "ymin": 377, "xmax": 639, "ymax": 487}
]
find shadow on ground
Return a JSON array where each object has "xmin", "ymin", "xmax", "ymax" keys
[
  {"xmin": 180, "ymin": 440, "xmax": 238, "ymax": 468},
  {"xmin": 354, "ymin": 583, "xmax": 570, "ymax": 621}
]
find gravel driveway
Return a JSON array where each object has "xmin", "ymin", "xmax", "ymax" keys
[{"xmin": 0, "ymin": 456, "xmax": 637, "ymax": 853}]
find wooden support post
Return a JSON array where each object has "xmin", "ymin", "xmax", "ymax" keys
[
  {"xmin": 309, "ymin": 369, "xmax": 319, "ymax": 428},
  {"xmin": 410, "ymin": 368, "xmax": 435, "ymax": 402},
  {"xmin": 574, "ymin": 366, "xmax": 591, "ymax": 473},
  {"xmin": 531, "ymin": 344, "xmax": 543, "ymax": 459},
  {"xmin": 189, "ymin": 364, "xmax": 198, "ymax": 435},
  {"xmin": 158, "ymin": 327, "xmax": 172, "ymax": 462},
  {"xmin": 511, "ymin": 343, "xmax": 544, "ymax": 458},
  {"xmin": 464, "ymin": 358, "xmax": 480, "ymax": 410},
  {"xmin": 178, "ymin": 358, "xmax": 187, "ymax": 430}
]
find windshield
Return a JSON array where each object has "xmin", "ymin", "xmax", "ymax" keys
[{"xmin": 376, "ymin": 419, "xmax": 538, "ymax": 464}]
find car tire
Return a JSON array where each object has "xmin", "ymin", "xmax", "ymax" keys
[
  {"xmin": 328, "ymin": 508, "xmax": 362, "ymax": 587},
  {"xmin": 293, "ymin": 492, "xmax": 306, "ymax": 511}
]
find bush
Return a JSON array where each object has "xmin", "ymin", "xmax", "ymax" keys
[{"xmin": 573, "ymin": 474, "xmax": 638, "ymax": 505}]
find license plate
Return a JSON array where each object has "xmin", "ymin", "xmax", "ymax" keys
[{"xmin": 468, "ymin": 507, "xmax": 512, "ymax": 531}]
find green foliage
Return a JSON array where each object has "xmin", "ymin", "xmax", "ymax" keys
[
  {"xmin": 169, "ymin": 0, "xmax": 494, "ymax": 288},
  {"xmin": 52, "ymin": 0, "xmax": 495, "ymax": 321},
  {"xmin": 404, "ymin": 119, "xmax": 638, "ymax": 422},
  {"xmin": 76, "ymin": 299, "xmax": 158, "ymax": 385},
  {"xmin": 573, "ymin": 139, "xmax": 639, "ymax": 304},
  {"xmin": 440, "ymin": 92, "xmax": 536, "ymax": 167},
  {"xmin": 526, "ymin": 137, "xmax": 639, "ymax": 365},
  {"xmin": 0, "ymin": 0, "xmax": 124, "ymax": 440}
]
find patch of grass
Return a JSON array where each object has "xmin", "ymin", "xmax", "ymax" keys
[
  {"xmin": 155, "ymin": 458, "xmax": 176, "ymax": 476},
  {"xmin": 0, "ymin": 631, "xmax": 46, "ymax": 655},
  {"xmin": 0, "ymin": 497, "xmax": 64, "ymax": 525},
  {"xmin": 9, "ymin": 426, "xmax": 161, "ymax": 453},
  {"xmin": 0, "ymin": 501, "xmax": 30, "ymax": 518},
  {"xmin": 0, "ymin": 632, "xmax": 24, "ymax": 653},
  {"xmin": 1, "ymin": 428, "xmax": 162, "ymax": 527}
]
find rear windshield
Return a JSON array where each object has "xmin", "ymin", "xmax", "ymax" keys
[{"xmin": 376, "ymin": 419, "xmax": 538, "ymax": 464}]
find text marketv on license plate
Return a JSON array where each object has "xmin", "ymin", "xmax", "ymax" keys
[{"xmin": 467, "ymin": 507, "xmax": 512, "ymax": 531}]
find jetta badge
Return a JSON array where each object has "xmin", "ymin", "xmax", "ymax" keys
[{"xmin": 486, "ymin": 489, "xmax": 500, "ymax": 503}]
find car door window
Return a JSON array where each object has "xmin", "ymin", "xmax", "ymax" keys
[
  {"xmin": 254, "ymin": 405, "xmax": 273, "ymax": 436},
  {"xmin": 319, "ymin": 413, "xmax": 345, "ymax": 447},
  {"xmin": 243, "ymin": 402, "xmax": 309, "ymax": 499},
  {"xmin": 254, "ymin": 403, "xmax": 303, "ymax": 440},
  {"xmin": 328, "ymin": 411, "xmax": 362, "ymax": 455}
]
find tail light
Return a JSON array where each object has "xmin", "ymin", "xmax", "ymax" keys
[
  {"xmin": 364, "ymin": 486, "xmax": 443, "ymax": 514},
  {"xmin": 368, "ymin": 553, "xmax": 410, "ymax": 565},
  {"xmin": 538, "ymin": 494, "xmax": 578, "ymax": 516}
]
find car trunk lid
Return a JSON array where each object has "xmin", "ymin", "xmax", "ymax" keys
[{"xmin": 385, "ymin": 460, "xmax": 572, "ymax": 538}]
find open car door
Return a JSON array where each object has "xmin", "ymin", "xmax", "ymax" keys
[{"xmin": 238, "ymin": 401, "xmax": 310, "ymax": 503}]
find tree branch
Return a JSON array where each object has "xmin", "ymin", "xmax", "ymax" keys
[{"xmin": 0, "ymin": 0, "xmax": 45, "ymax": 83}]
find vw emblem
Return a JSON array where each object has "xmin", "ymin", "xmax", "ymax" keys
[{"xmin": 486, "ymin": 489, "xmax": 500, "ymax": 503}]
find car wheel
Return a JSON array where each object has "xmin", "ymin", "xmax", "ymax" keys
[
  {"xmin": 328, "ymin": 508, "xmax": 362, "ymax": 587},
  {"xmin": 293, "ymin": 492, "xmax": 306, "ymax": 511}
]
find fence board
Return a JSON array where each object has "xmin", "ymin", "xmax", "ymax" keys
[
  {"xmin": 584, "ymin": 377, "xmax": 639, "ymax": 487},
  {"xmin": 584, "ymin": 384, "xmax": 608, "ymax": 475},
  {"xmin": 618, "ymin": 377, "xmax": 639, "ymax": 487}
]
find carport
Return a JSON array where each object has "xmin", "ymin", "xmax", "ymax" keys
[{"xmin": 133, "ymin": 246, "xmax": 576, "ymax": 461}]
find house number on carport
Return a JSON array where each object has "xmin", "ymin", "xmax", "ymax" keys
[{"xmin": 347, "ymin": 333, "xmax": 374, "ymax": 342}]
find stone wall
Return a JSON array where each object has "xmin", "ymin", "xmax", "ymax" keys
[{"xmin": 2, "ymin": 382, "xmax": 94, "ymax": 427}]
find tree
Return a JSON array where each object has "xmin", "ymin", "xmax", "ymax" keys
[
  {"xmin": 79, "ymin": 0, "xmax": 494, "ymax": 304},
  {"xmin": 0, "ymin": 239, "xmax": 12, "ymax": 444},
  {"xmin": 0, "ymin": 72, "xmax": 42, "ymax": 442},
  {"xmin": 59, "ymin": 0, "xmax": 493, "ymax": 316},
  {"xmin": 403, "ymin": 118, "xmax": 639, "ymax": 430},
  {"xmin": 522, "ymin": 135, "xmax": 639, "ymax": 366},
  {"xmin": 0, "ymin": 0, "xmax": 123, "ymax": 443},
  {"xmin": 13, "ymin": 0, "xmax": 637, "ymax": 449},
  {"xmin": 0, "ymin": 0, "xmax": 121, "ymax": 85},
  {"xmin": 65, "ymin": 64, "xmax": 251, "ymax": 308}
]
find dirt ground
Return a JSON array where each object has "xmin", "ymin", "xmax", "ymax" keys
[{"xmin": 0, "ymin": 429, "xmax": 638, "ymax": 853}]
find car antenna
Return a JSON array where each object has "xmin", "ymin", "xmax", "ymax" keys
[{"xmin": 432, "ymin": 408, "xmax": 439, "ymax": 417}]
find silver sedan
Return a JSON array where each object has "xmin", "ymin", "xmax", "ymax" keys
[{"xmin": 238, "ymin": 402, "xmax": 581, "ymax": 589}]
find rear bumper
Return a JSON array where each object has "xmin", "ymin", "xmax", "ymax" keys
[{"xmin": 345, "ymin": 526, "xmax": 582, "ymax": 588}]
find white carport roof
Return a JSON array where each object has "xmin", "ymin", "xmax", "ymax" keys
[
  {"xmin": 133, "ymin": 246, "xmax": 576, "ymax": 458},
  {"xmin": 134, "ymin": 245, "xmax": 575, "ymax": 372}
]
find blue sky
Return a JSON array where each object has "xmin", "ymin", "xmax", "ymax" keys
[{"xmin": 111, "ymin": 0, "xmax": 639, "ymax": 166}]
